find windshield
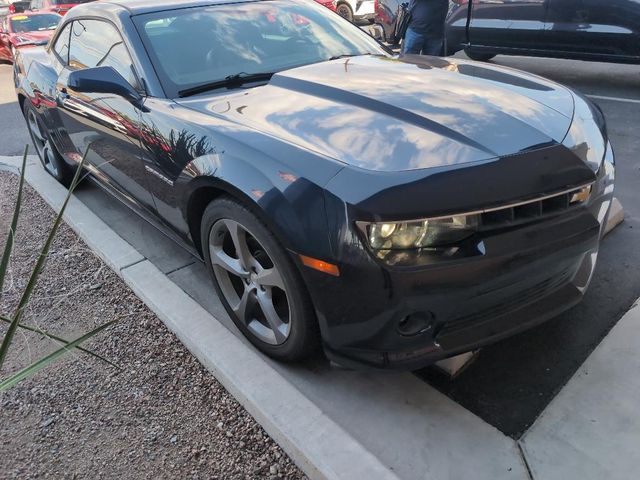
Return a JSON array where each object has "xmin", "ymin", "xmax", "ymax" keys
[
  {"xmin": 134, "ymin": 0, "xmax": 387, "ymax": 97},
  {"xmin": 10, "ymin": 14, "xmax": 60, "ymax": 32}
]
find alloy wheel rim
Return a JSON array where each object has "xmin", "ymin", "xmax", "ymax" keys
[
  {"xmin": 209, "ymin": 218, "xmax": 291, "ymax": 345},
  {"xmin": 337, "ymin": 5, "xmax": 351, "ymax": 19},
  {"xmin": 27, "ymin": 109, "xmax": 58, "ymax": 177}
]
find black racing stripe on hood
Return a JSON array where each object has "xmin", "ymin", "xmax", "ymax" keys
[{"xmin": 270, "ymin": 74, "xmax": 497, "ymax": 157}]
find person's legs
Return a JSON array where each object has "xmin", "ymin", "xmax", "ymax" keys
[
  {"xmin": 421, "ymin": 0, "xmax": 448, "ymax": 56},
  {"xmin": 421, "ymin": 35, "xmax": 444, "ymax": 56},
  {"xmin": 402, "ymin": 27, "xmax": 426, "ymax": 54}
]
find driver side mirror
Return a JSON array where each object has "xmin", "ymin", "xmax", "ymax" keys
[{"xmin": 67, "ymin": 66, "xmax": 143, "ymax": 106}]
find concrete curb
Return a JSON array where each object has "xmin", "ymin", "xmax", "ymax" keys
[
  {"xmin": 604, "ymin": 197, "xmax": 624, "ymax": 236},
  {"xmin": 0, "ymin": 156, "xmax": 398, "ymax": 480},
  {"xmin": 0, "ymin": 155, "xmax": 144, "ymax": 272}
]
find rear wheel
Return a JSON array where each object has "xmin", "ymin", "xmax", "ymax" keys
[
  {"xmin": 201, "ymin": 197, "xmax": 319, "ymax": 361},
  {"xmin": 464, "ymin": 49, "xmax": 496, "ymax": 62},
  {"xmin": 336, "ymin": 2, "xmax": 354, "ymax": 22},
  {"xmin": 23, "ymin": 101, "xmax": 74, "ymax": 187}
]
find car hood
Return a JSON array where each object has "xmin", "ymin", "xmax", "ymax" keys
[
  {"xmin": 11, "ymin": 30, "xmax": 54, "ymax": 44},
  {"xmin": 176, "ymin": 55, "xmax": 576, "ymax": 173}
]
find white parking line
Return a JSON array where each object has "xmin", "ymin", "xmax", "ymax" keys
[{"xmin": 587, "ymin": 94, "xmax": 640, "ymax": 105}]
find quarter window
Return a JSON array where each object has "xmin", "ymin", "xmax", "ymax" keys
[
  {"xmin": 68, "ymin": 19, "xmax": 140, "ymax": 90},
  {"xmin": 53, "ymin": 22, "xmax": 72, "ymax": 63}
]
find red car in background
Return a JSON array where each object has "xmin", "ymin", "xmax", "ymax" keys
[
  {"xmin": 314, "ymin": 0, "xmax": 336, "ymax": 12},
  {"xmin": 0, "ymin": 12, "xmax": 60, "ymax": 62},
  {"xmin": 29, "ymin": 0, "xmax": 95, "ymax": 16}
]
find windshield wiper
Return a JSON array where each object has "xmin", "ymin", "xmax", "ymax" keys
[
  {"xmin": 326, "ymin": 53, "xmax": 373, "ymax": 61},
  {"xmin": 178, "ymin": 72, "xmax": 275, "ymax": 98}
]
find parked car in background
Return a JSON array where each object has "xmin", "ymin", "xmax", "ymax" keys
[
  {"xmin": 0, "ymin": 1, "xmax": 31, "ymax": 15},
  {"xmin": 336, "ymin": 0, "xmax": 376, "ymax": 23},
  {"xmin": 15, "ymin": 0, "xmax": 614, "ymax": 370},
  {"xmin": 0, "ymin": 12, "xmax": 59, "ymax": 61},
  {"xmin": 447, "ymin": 0, "xmax": 640, "ymax": 63},
  {"xmin": 376, "ymin": 0, "xmax": 640, "ymax": 64},
  {"xmin": 314, "ymin": 0, "xmax": 336, "ymax": 13},
  {"xmin": 29, "ymin": 0, "xmax": 93, "ymax": 16}
]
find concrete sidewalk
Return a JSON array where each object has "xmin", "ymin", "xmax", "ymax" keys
[{"xmin": 521, "ymin": 300, "xmax": 640, "ymax": 480}]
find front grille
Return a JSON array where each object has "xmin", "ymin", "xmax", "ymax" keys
[
  {"xmin": 479, "ymin": 184, "xmax": 591, "ymax": 229},
  {"xmin": 439, "ymin": 267, "xmax": 573, "ymax": 336}
]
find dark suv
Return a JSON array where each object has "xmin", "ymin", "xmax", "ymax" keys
[{"xmin": 376, "ymin": 0, "xmax": 640, "ymax": 64}]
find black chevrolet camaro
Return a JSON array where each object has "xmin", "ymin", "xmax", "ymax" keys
[{"xmin": 14, "ymin": 0, "xmax": 614, "ymax": 369}]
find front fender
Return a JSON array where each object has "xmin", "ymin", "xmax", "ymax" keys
[
  {"xmin": 139, "ymin": 97, "xmax": 344, "ymax": 261},
  {"xmin": 177, "ymin": 150, "xmax": 336, "ymax": 262},
  {"xmin": 13, "ymin": 46, "xmax": 59, "ymax": 127}
]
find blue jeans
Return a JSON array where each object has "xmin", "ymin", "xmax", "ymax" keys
[{"xmin": 402, "ymin": 27, "xmax": 444, "ymax": 56}]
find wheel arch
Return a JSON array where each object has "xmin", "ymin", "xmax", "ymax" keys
[
  {"xmin": 185, "ymin": 176, "xmax": 293, "ymax": 259},
  {"xmin": 178, "ymin": 142, "xmax": 336, "ymax": 263},
  {"xmin": 17, "ymin": 93, "xmax": 26, "ymax": 112}
]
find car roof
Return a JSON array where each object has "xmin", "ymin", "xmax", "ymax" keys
[{"xmin": 99, "ymin": 0, "xmax": 262, "ymax": 16}]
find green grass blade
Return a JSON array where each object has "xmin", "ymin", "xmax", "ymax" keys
[
  {"xmin": 0, "ymin": 148, "xmax": 88, "ymax": 372},
  {"xmin": 0, "ymin": 319, "xmax": 117, "ymax": 391},
  {"xmin": 0, "ymin": 315, "xmax": 120, "ymax": 370},
  {"xmin": 0, "ymin": 146, "xmax": 28, "ymax": 299}
]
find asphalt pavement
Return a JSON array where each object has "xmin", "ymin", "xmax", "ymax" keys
[
  {"xmin": 0, "ymin": 64, "xmax": 32, "ymax": 156},
  {"xmin": 1, "ymin": 54, "xmax": 638, "ymax": 438}
]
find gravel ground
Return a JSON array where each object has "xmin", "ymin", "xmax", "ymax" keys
[{"xmin": 0, "ymin": 169, "xmax": 306, "ymax": 480}]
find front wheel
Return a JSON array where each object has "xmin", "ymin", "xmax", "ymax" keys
[
  {"xmin": 464, "ymin": 49, "xmax": 496, "ymax": 62},
  {"xmin": 23, "ymin": 101, "xmax": 74, "ymax": 186},
  {"xmin": 336, "ymin": 2, "xmax": 354, "ymax": 22},
  {"xmin": 201, "ymin": 197, "xmax": 320, "ymax": 361}
]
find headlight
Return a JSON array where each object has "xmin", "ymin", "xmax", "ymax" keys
[
  {"xmin": 362, "ymin": 214, "xmax": 479, "ymax": 250},
  {"xmin": 562, "ymin": 94, "xmax": 606, "ymax": 172}
]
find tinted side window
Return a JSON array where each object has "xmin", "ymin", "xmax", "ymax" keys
[
  {"xmin": 53, "ymin": 22, "xmax": 72, "ymax": 63},
  {"xmin": 68, "ymin": 19, "xmax": 140, "ymax": 89}
]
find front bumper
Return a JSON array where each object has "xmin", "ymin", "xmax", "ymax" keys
[{"xmin": 303, "ymin": 145, "xmax": 615, "ymax": 370}]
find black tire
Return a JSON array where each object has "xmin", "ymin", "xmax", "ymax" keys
[
  {"xmin": 464, "ymin": 49, "xmax": 496, "ymax": 62},
  {"xmin": 201, "ymin": 197, "xmax": 320, "ymax": 361},
  {"xmin": 23, "ymin": 101, "xmax": 75, "ymax": 187},
  {"xmin": 336, "ymin": 2, "xmax": 354, "ymax": 22}
]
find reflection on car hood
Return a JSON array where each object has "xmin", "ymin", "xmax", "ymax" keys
[
  {"xmin": 177, "ymin": 55, "xmax": 575, "ymax": 172},
  {"xmin": 11, "ymin": 30, "xmax": 54, "ymax": 44}
]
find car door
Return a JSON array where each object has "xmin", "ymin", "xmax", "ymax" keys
[
  {"xmin": 468, "ymin": 0, "xmax": 551, "ymax": 50},
  {"xmin": 54, "ymin": 18, "xmax": 156, "ymax": 213},
  {"xmin": 545, "ymin": 0, "xmax": 640, "ymax": 59}
]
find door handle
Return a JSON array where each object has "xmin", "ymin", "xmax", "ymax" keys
[{"xmin": 56, "ymin": 86, "xmax": 71, "ymax": 108}]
